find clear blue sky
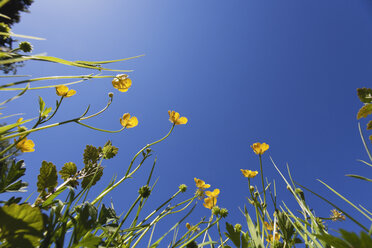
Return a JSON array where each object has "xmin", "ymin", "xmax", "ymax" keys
[{"xmin": 4, "ymin": 0, "xmax": 372, "ymax": 240}]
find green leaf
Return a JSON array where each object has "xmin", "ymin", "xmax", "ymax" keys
[
  {"xmin": 83, "ymin": 145, "xmax": 101, "ymax": 165},
  {"xmin": 71, "ymin": 233, "xmax": 101, "ymax": 248},
  {"xmin": 98, "ymin": 204, "xmax": 118, "ymax": 225},
  {"xmin": 224, "ymin": 222, "xmax": 240, "ymax": 247},
  {"xmin": 102, "ymin": 140, "xmax": 118, "ymax": 159},
  {"xmin": 0, "ymin": 160, "xmax": 28, "ymax": 193},
  {"xmin": 340, "ymin": 229, "xmax": 361, "ymax": 247},
  {"xmin": 37, "ymin": 161, "xmax": 58, "ymax": 194},
  {"xmin": 315, "ymin": 233, "xmax": 350, "ymax": 248},
  {"xmin": 357, "ymin": 88, "xmax": 372, "ymax": 103},
  {"xmin": 38, "ymin": 96, "xmax": 45, "ymax": 113},
  {"xmin": 42, "ymin": 107, "xmax": 52, "ymax": 118},
  {"xmin": 346, "ymin": 174, "xmax": 372, "ymax": 183},
  {"xmin": 357, "ymin": 104, "xmax": 372, "ymax": 119},
  {"xmin": 59, "ymin": 162, "xmax": 77, "ymax": 180},
  {"xmin": 0, "ymin": 203, "xmax": 43, "ymax": 247},
  {"xmin": 74, "ymin": 203, "xmax": 98, "ymax": 242},
  {"xmin": 81, "ymin": 164, "xmax": 103, "ymax": 189}
]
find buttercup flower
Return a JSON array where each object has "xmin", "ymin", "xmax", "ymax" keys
[
  {"xmin": 55, "ymin": 85, "xmax": 76, "ymax": 97},
  {"xmin": 120, "ymin": 113, "xmax": 138, "ymax": 128},
  {"xmin": 15, "ymin": 137, "xmax": 35, "ymax": 152},
  {"xmin": 168, "ymin": 110, "xmax": 188, "ymax": 125},
  {"xmin": 251, "ymin": 142, "xmax": 269, "ymax": 155},
  {"xmin": 203, "ymin": 196, "xmax": 217, "ymax": 209},
  {"xmin": 241, "ymin": 169, "xmax": 259, "ymax": 178},
  {"xmin": 264, "ymin": 221, "xmax": 274, "ymax": 231},
  {"xmin": 205, "ymin": 188, "xmax": 220, "ymax": 198},
  {"xmin": 194, "ymin": 178, "xmax": 210, "ymax": 189},
  {"xmin": 112, "ymin": 74, "xmax": 132, "ymax": 92},
  {"xmin": 266, "ymin": 234, "xmax": 281, "ymax": 243}
]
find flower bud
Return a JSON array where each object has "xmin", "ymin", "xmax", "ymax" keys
[
  {"xmin": 19, "ymin": 41, "xmax": 33, "ymax": 52},
  {"xmin": 212, "ymin": 206, "xmax": 220, "ymax": 216},
  {"xmin": 138, "ymin": 185, "xmax": 151, "ymax": 198},
  {"xmin": 249, "ymin": 186, "xmax": 255, "ymax": 191},
  {"xmin": 219, "ymin": 208, "xmax": 229, "ymax": 218},
  {"xmin": 179, "ymin": 184, "xmax": 187, "ymax": 192},
  {"xmin": 108, "ymin": 92, "xmax": 114, "ymax": 98},
  {"xmin": 234, "ymin": 223, "xmax": 242, "ymax": 232}
]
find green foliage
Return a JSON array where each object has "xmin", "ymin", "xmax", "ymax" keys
[
  {"xmin": 317, "ymin": 229, "xmax": 372, "ymax": 248},
  {"xmin": 0, "ymin": 203, "xmax": 43, "ymax": 247},
  {"xmin": 83, "ymin": 144, "xmax": 101, "ymax": 165},
  {"xmin": 102, "ymin": 140, "xmax": 119, "ymax": 159},
  {"xmin": 0, "ymin": 159, "xmax": 27, "ymax": 193},
  {"xmin": 357, "ymin": 104, "xmax": 372, "ymax": 119},
  {"xmin": 37, "ymin": 161, "xmax": 58, "ymax": 195},
  {"xmin": 357, "ymin": 88, "xmax": 372, "ymax": 103},
  {"xmin": 59, "ymin": 162, "xmax": 77, "ymax": 181}
]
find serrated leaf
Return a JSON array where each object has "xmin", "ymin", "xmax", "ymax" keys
[
  {"xmin": 0, "ymin": 203, "xmax": 43, "ymax": 247},
  {"xmin": 81, "ymin": 164, "xmax": 103, "ymax": 189},
  {"xmin": 102, "ymin": 140, "xmax": 118, "ymax": 159},
  {"xmin": 37, "ymin": 161, "xmax": 58, "ymax": 194},
  {"xmin": 98, "ymin": 204, "xmax": 118, "ymax": 225},
  {"xmin": 357, "ymin": 104, "xmax": 372, "ymax": 119},
  {"xmin": 0, "ymin": 160, "xmax": 28, "ymax": 193},
  {"xmin": 59, "ymin": 162, "xmax": 77, "ymax": 180},
  {"xmin": 357, "ymin": 88, "xmax": 372, "ymax": 103},
  {"xmin": 83, "ymin": 145, "xmax": 101, "ymax": 165},
  {"xmin": 367, "ymin": 121, "xmax": 372, "ymax": 130}
]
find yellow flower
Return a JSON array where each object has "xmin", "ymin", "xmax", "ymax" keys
[
  {"xmin": 251, "ymin": 142, "xmax": 269, "ymax": 155},
  {"xmin": 112, "ymin": 74, "xmax": 132, "ymax": 92},
  {"xmin": 205, "ymin": 189, "xmax": 220, "ymax": 198},
  {"xmin": 194, "ymin": 178, "xmax": 210, "ymax": 189},
  {"xmin": 55, "ymin": 85, "xmax": 76, "ymax": 97},
  {"xmin": 168, "ymin": 110, "xmax": 188, "ymax": 125},
  {"xmin": 264, "ymin": 221, "xmax": 273, "ymax": 231},
  {"xmin": 240, "ymin": 169, "xmax": 259, "ymax": 178},
  {"xmin": 203, "ymin": 196, "xmax": 217, "ymax": 209},
  {"xmin": 266, "ymin": 234, "xmax": 281, "ymax": 243},
  {"xmin": 15, "ymin": 137, "xmax": 35, "ymax": 152},
  {"xmin": 120, "ymin": 113, "xmax": 138, "ymax": 128}
]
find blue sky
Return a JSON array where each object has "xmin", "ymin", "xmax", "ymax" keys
[{"xmin": 3, "ymin": 0, "xmax": 372, "ymax": 240}]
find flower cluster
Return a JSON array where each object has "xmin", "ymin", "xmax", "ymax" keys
[{"xmin": 194, "ymin": 178, "xmax": 220, "ymax": 210}]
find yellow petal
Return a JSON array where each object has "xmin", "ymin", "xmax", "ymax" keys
[
  {"xmin": 65, "ymin": 89, "xmax": 76, "ymax": 97},
  {"xmin": 176, "ymin": 116, "xmax": 188, "ymax": 125},
  {"xmin": 206, "ymin": 188, "xmax": 220, "ymax": 197},
  {"xmin": 120, "ymin": 113, "xmax": 131, "ymax": 127},
  {"xmin": 56, "ymin": 85, "xmax": 68, "ymax": 96},
  {"xmin": 126, "ymin": 116, "xmax": 138, "ymax": 128}
]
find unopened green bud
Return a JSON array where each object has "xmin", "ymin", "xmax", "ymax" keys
[
  {"xmin": 19, "ymin": 41, "xmax": 33, "ymax": 52},
  {"xmin": 179, "ymin": 184, "xmax": 187, "ymax": 192},
  {"xmin": 146, "ymin": 148, "xmax": 152, "ymax": 154},
  {"xmin": 234, "ymin": 223, "xmax": 242, "ymax": 232},
  {"xmin": 254, "ymin": 192, "xmax": 259, "ymax": 198},
  {"xmin": 108, "ymin": 92, "xmax": 114, "ymax": 98},
  {"xmin": 249, "ymin": 186, "xmax": 255, "ymax": 191},
  {"xmin": 186, "ymin": 240, "xmax": 198, "ymax": 248},
  {"xmin": 138, "ymin": 185, "xmax": 151, "ymax": 198},
  {"xmin": 212, "ymin": 206, "xmax": 220, "ymax": 215},
  {"xmin": 220, "ymin": 208, "xmax": 228, "ymax": 218},
  {"xmin": 18, "ymin": 126, "xmax": 27, "ymax": 132}
]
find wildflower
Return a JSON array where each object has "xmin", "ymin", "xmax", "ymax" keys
[
  {"xmin": 266, "ymin": 234, "xmax": 281, "ymax": 243},
  {"xmin": 240, "ymin": 169, "xmax": 258, "ymax": 178},
  {"xmin": 330, "ymin": 209, "xmax": 346, "ymax": 221},
  {"xmin": 205, "ymin": 188, "xmax": 220, "ymax": 198},
  {"xmin": 186, "ymin": 223, "xmax": 191, "ymax": 230},
  {"xmin": 120, "ymin": 113, "xmax": 138, "ymax": 128},
  {"xmin": 112, "ymin": 74, "xmax": 132, "ymax": 92},
  {"xmin": 15, "ymin": 137, "xmax": 35, "ymax": 152},
  {"xmin": 234, "ymin": 223, "xmax": 242, "ymax": 232},
  {"xmin": 18, "ymin": 41, "xmax": 32, "ymax": 52},
  {"xmin": 251, "ymin": 142, "xmax": 269, "ymax": 155},
  {"xmin": 55, "ymin": 85, "xmax": 76, "ymax": 97},
  {"xmin": 203, "ymin": 196, "xmax": 217, "ymax": 209},
  {"xmin": 211, "ymin": 206, "xmax": 220, "ymax": 215},
  {"xmin": 264, "ymin": 221, "xmax": 273, "ymax": 231},
  {"xmin": 194, "ymin": 178, "xmax": 210, "ymax": 189},
  {"xmin": 168, "ymin": 110, "xmax": 188, "ymax": 125}
]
